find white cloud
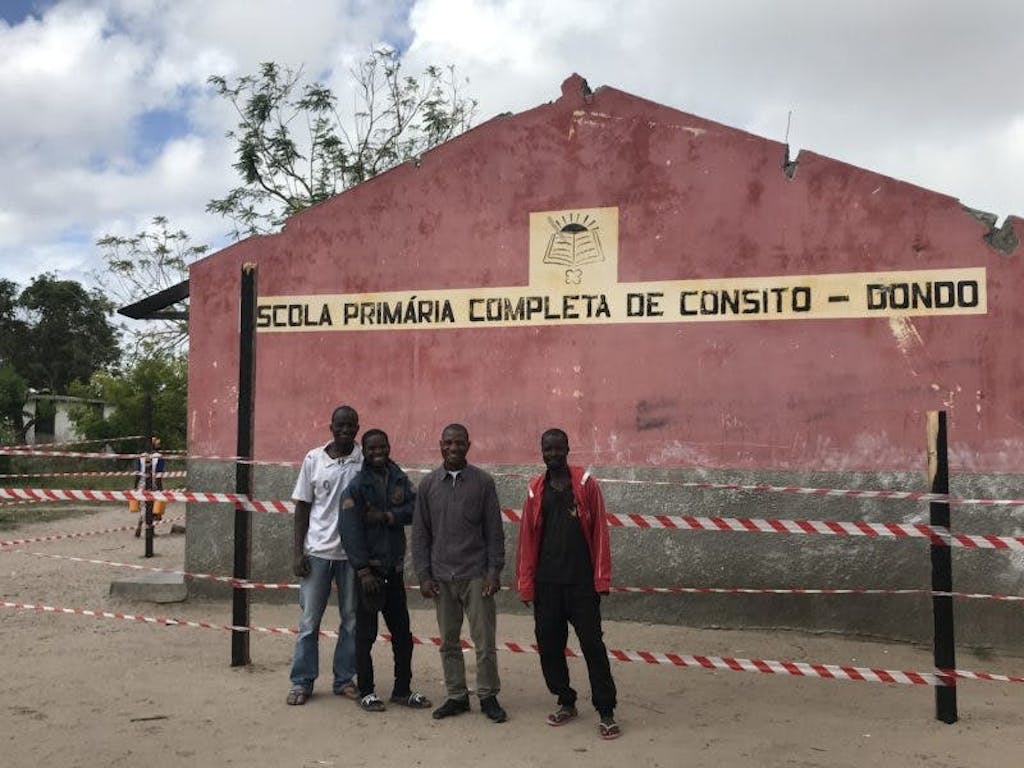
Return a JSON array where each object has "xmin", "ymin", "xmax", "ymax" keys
[{"xmin": 0, "ymin": 0, "xmax": 1021, "ymax": 292}]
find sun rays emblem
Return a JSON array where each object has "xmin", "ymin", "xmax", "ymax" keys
[{"xmin": 543, "ymin": 212, "xmax": 605, "ymax": 284}]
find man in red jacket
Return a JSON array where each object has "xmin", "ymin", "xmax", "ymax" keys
[{"xmin": 516, "ymin": 428, "xmax": 620, "ymax": 740}]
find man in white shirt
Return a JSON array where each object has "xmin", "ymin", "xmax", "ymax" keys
[{"xmin": 286, "ymin": 405, "xmax": 363, "ymax": 705}]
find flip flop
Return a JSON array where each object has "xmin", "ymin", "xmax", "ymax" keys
[
  {"xmin": 334, "ymin": 682, "xmax": 359, "ymax": 699},
  {"xmin": 599, "ymin": 718, "xmax": 621, "ymax": 740},
  {"xmin": 546, "ymin": 705, "xmax": 578, "ymax": 726}
]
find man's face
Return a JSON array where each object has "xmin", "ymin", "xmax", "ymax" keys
[
  {"xmin": 440, "ymin": 427, "xmax": 470, "ymax": 471},
  {"xmin": 541, "ymin": 433, "xmax": 569, "ymax": 472},
  {"xmin": 330, "ymin": 410, "xmax": 359, "ymax": 452},
  {"xmin": 363, "ymin": 433, "xmax": 390, "ymax": 469}
]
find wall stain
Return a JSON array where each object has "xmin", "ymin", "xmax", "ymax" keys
[{"xmin": 636, "ymin": 398, "xmax": 678, "ymax": 431}]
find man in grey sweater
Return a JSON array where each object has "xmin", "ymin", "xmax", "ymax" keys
[{"xmin": 412, "ymin": 423, "xmax": 507, "ymax": 723}]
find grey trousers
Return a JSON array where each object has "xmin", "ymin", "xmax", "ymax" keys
[{"xmin": 435, "ymin": 578, "xmax": 500, "ymax": 699}]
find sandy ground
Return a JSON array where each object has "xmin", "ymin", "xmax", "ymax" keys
[{"xmin": 2, "ymin": 503, "xmax": 1023, "ymax": 768}]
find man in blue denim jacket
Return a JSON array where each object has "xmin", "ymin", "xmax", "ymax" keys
[{"xmin": 340, "ymin": 429, "xmax": 431, "ymax": 713}]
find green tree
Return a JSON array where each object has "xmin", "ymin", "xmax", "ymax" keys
[
  {"xmin": 0, "ymin": 364, "xmax": 29, "ymax": 445},
  {"xmin": 0, "ymin": 279, "xmax": 28, "ymax": 372},
  {"xmin": 93, "ymin": 216, "xmax": 208, "ymax": 357},
  {"xmin": 9, "ymin": 274, "xmax": 120, "ymax": 394},
  {"xmin": 69, "ymin": 352, "xmax": 187, "ymax": 453},
  {"xmin": 207, "ymin": 48, "xmax": 477, "ymax": 237}
]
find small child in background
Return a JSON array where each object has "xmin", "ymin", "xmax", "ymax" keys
[{"xmin": 131, "ymin": 436, "xmax": 165, "ymax": 537}]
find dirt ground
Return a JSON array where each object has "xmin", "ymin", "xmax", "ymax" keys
[{"xmin": 2, "ymin": 503, "xmax": 1023, "ymax": 768}]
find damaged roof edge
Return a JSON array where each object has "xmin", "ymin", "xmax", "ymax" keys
[{"xmin": 962, "ymin": 206, "xmax": 1021, "ymax": 256}]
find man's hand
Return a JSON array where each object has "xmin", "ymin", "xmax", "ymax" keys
[
  {"xmin": 419, "ymin": 578, "xmax": 440, "ymax": 598},
  {"xmin": 293, "ymin": 553, "xmax": 310, "ymax": 579},
  {"xmin": 364, "ymin": 506, "xmax": 388, "ymax": 526},
  {"xmin": 482, "ymin": 576, "xmax": 501, "ymax": 597},
  {"xmin": 358, "ymin": 568, "xmax": 380, "ymax": 595}
]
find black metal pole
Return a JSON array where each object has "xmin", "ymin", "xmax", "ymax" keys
[
  {"xmin": 232, "ymin": 263, "xmax": 257, "ymax": 666},
  {"xmin": 928, "ymin": 410, "xmax": 957, "ymax": 723},
  {"xmin": 143, "ymin": 392, "xmax": 154, "ymax": 558}
]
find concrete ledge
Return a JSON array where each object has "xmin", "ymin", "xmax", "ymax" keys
[{"xmin": 109, "ymin": 572, "xmax": 187, "ymax": 604}]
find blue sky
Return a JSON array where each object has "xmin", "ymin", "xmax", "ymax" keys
[
  {"xmin": 0, "ymin": 0, "xmax": 57, "ymax": 25},
  {"xmin": 1, "ymin": 0, "xmax": 1022, "ymax": 294}
]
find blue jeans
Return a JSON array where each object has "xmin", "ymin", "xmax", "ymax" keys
[{"xmin": 289, "ymin": 555, "xmax": 356, "ymax": 693}]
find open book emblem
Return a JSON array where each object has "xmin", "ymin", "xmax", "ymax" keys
[{"xmin": 544, "ymin": 213, "xmax": 605, "ymax": 284}]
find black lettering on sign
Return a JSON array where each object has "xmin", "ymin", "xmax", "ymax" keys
[
  {"xmin": 680, "ymin": 287, "xmax": 812, "ymax": 316},
  {"xmin": 866, "ymin": 281, "xmax": 980, "ymax": 311},
  {"xmin": 793, "ymin": 287, "xmax": 811, "ymax": 312},
  {"xmin": 261, "ymin": 303, "xmax": 334, "ymax": 327},
  {"xmin": 339, "ymin": 297, "xmax": 456, "ymax": 325},
  {"xmin": 627, "ymin": 292, "xmax": 664, "ymax": 317}
]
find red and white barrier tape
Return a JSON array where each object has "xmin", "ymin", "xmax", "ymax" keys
[
  {"xmin": 22, "ymin": 551, "xmax": 243, "ymax": 588},
  {"xmin": 6, "ymin": 450, "xmax": 1024, "ymax": 507},
  {"xmin": 19, "ymin": 551, "xmax": 1024, "ymax": 602},
  {"xmin": 6, "ymin": 598, "xmax": 1024, "ymax": 685},
  {"xmin": 605, "ymin": 585, "xmax": 1024, "ymax": 601},
  {"xmin": 0, "ymin": 435, "xmax": 143, "ymax": 450},
  {"xmin": 1, "ymin": 498, "xmax": 51, "ymax": 508},
  {"xmin": 3, "ymin": 487, "xmax": 1023, "ymax": 549},
  {"xmin": 0, "ymin": 516, "xmax": 180, "ymax": 548},
  {"xmin": 0, "ymin": 487, "xmax": 293, "ymax": 513},
  {"xmin": 0, "ymin": 471, "xmax": 187, "ymax": 479},
  {"xmin": 0, "ymin": 448, "xmax": 185, "ymax": 460}
]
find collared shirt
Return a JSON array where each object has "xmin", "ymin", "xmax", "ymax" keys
[
  {"xmin": 412, "ymin": 464, "xmax": 504, "ymax": 582},
  {"xmin": 292, "ymin": 442, "xmax": 363, "ymax": 559}
]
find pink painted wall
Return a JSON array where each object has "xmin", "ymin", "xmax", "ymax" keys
[{"xmin": 188, "ymin": 75, "xmax": 1023, "ymax": 474}]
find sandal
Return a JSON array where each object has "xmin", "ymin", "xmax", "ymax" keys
[
  {"xmin": 390, "ymin": 692, "xmax": 432, "ymax": 709},
  {"xmin": 286, "ymin": 688, "xmax": 309, "ymax": 706},
  {"xmin": 334, "ymin": 681, "xmax": 359, "ymax": 699},
  {"xmin": 359, "ymin": 693, "xmax": 386, "ymax": 712},
  {"xmin": 599, "ymin": 716, "xmax": 621, "ymax": 740},
  {"xmin": 546, "ymin": 705, "xmax": 578, "ymax": 727}
]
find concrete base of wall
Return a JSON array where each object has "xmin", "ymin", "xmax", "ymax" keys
[
  {"xmin": 184, "ymin": 460, "xmax": 1024, "ymax": 653},
  {"xmin": 109, "ymin": 572, "xmax": 188, "ymax": 604}
]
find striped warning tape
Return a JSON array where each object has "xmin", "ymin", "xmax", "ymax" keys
[
  {"xmin": 0, "ymin": 487, "xmax": 289, "ymax": 512},
  {"xmin": 22, "ymin": 551, "xmax": 242, "ymax": 587},
  {"xmin": 5, "ymin": 450, "xmax": 1024, "ymax": 507},
  {"xmin": 0, "ymin": 471, "xmax": 187, "ymax": 479},
  {"xmin": 20, "ymin": 550, "xmax": 1024, "ymax": 602},
  {"xmin": 0, "ymin": 498, "xmax": 52, "ymax": 508},
  {"xmin": 3, "ymin": 487, "xmax": 1023, "ymax": 549},
  {"xmin": 0, "ymin": 448, "xmax": 185, "ymax": 460},
  {"xmin": 0, "ymin": 516, "xmax": 181, "ymax": 548},
  {"xmin": 6, "ymin": 598, "xmax": 1024, "ymax": 685},
  {"xmin": 0, "ymin": 435, "xmax": 143, "ymax": 450}
]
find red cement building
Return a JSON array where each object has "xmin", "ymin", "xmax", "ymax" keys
[{"xmin": 186, "ymin": 75, "xmax": 1023, "ymax": 649}]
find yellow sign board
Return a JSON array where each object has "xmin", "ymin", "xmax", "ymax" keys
[{"xmin": 257, "ymin": 206, "xmax": 986, "ymax": 332}]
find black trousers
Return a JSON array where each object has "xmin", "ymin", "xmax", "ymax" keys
[
  {"xmin": 355, "ymin": 567, "xmax": 414, "ymax": 698},
  {"xmin": 533, "ymin": 582, "xmax": 617, "ymax": 716}
]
